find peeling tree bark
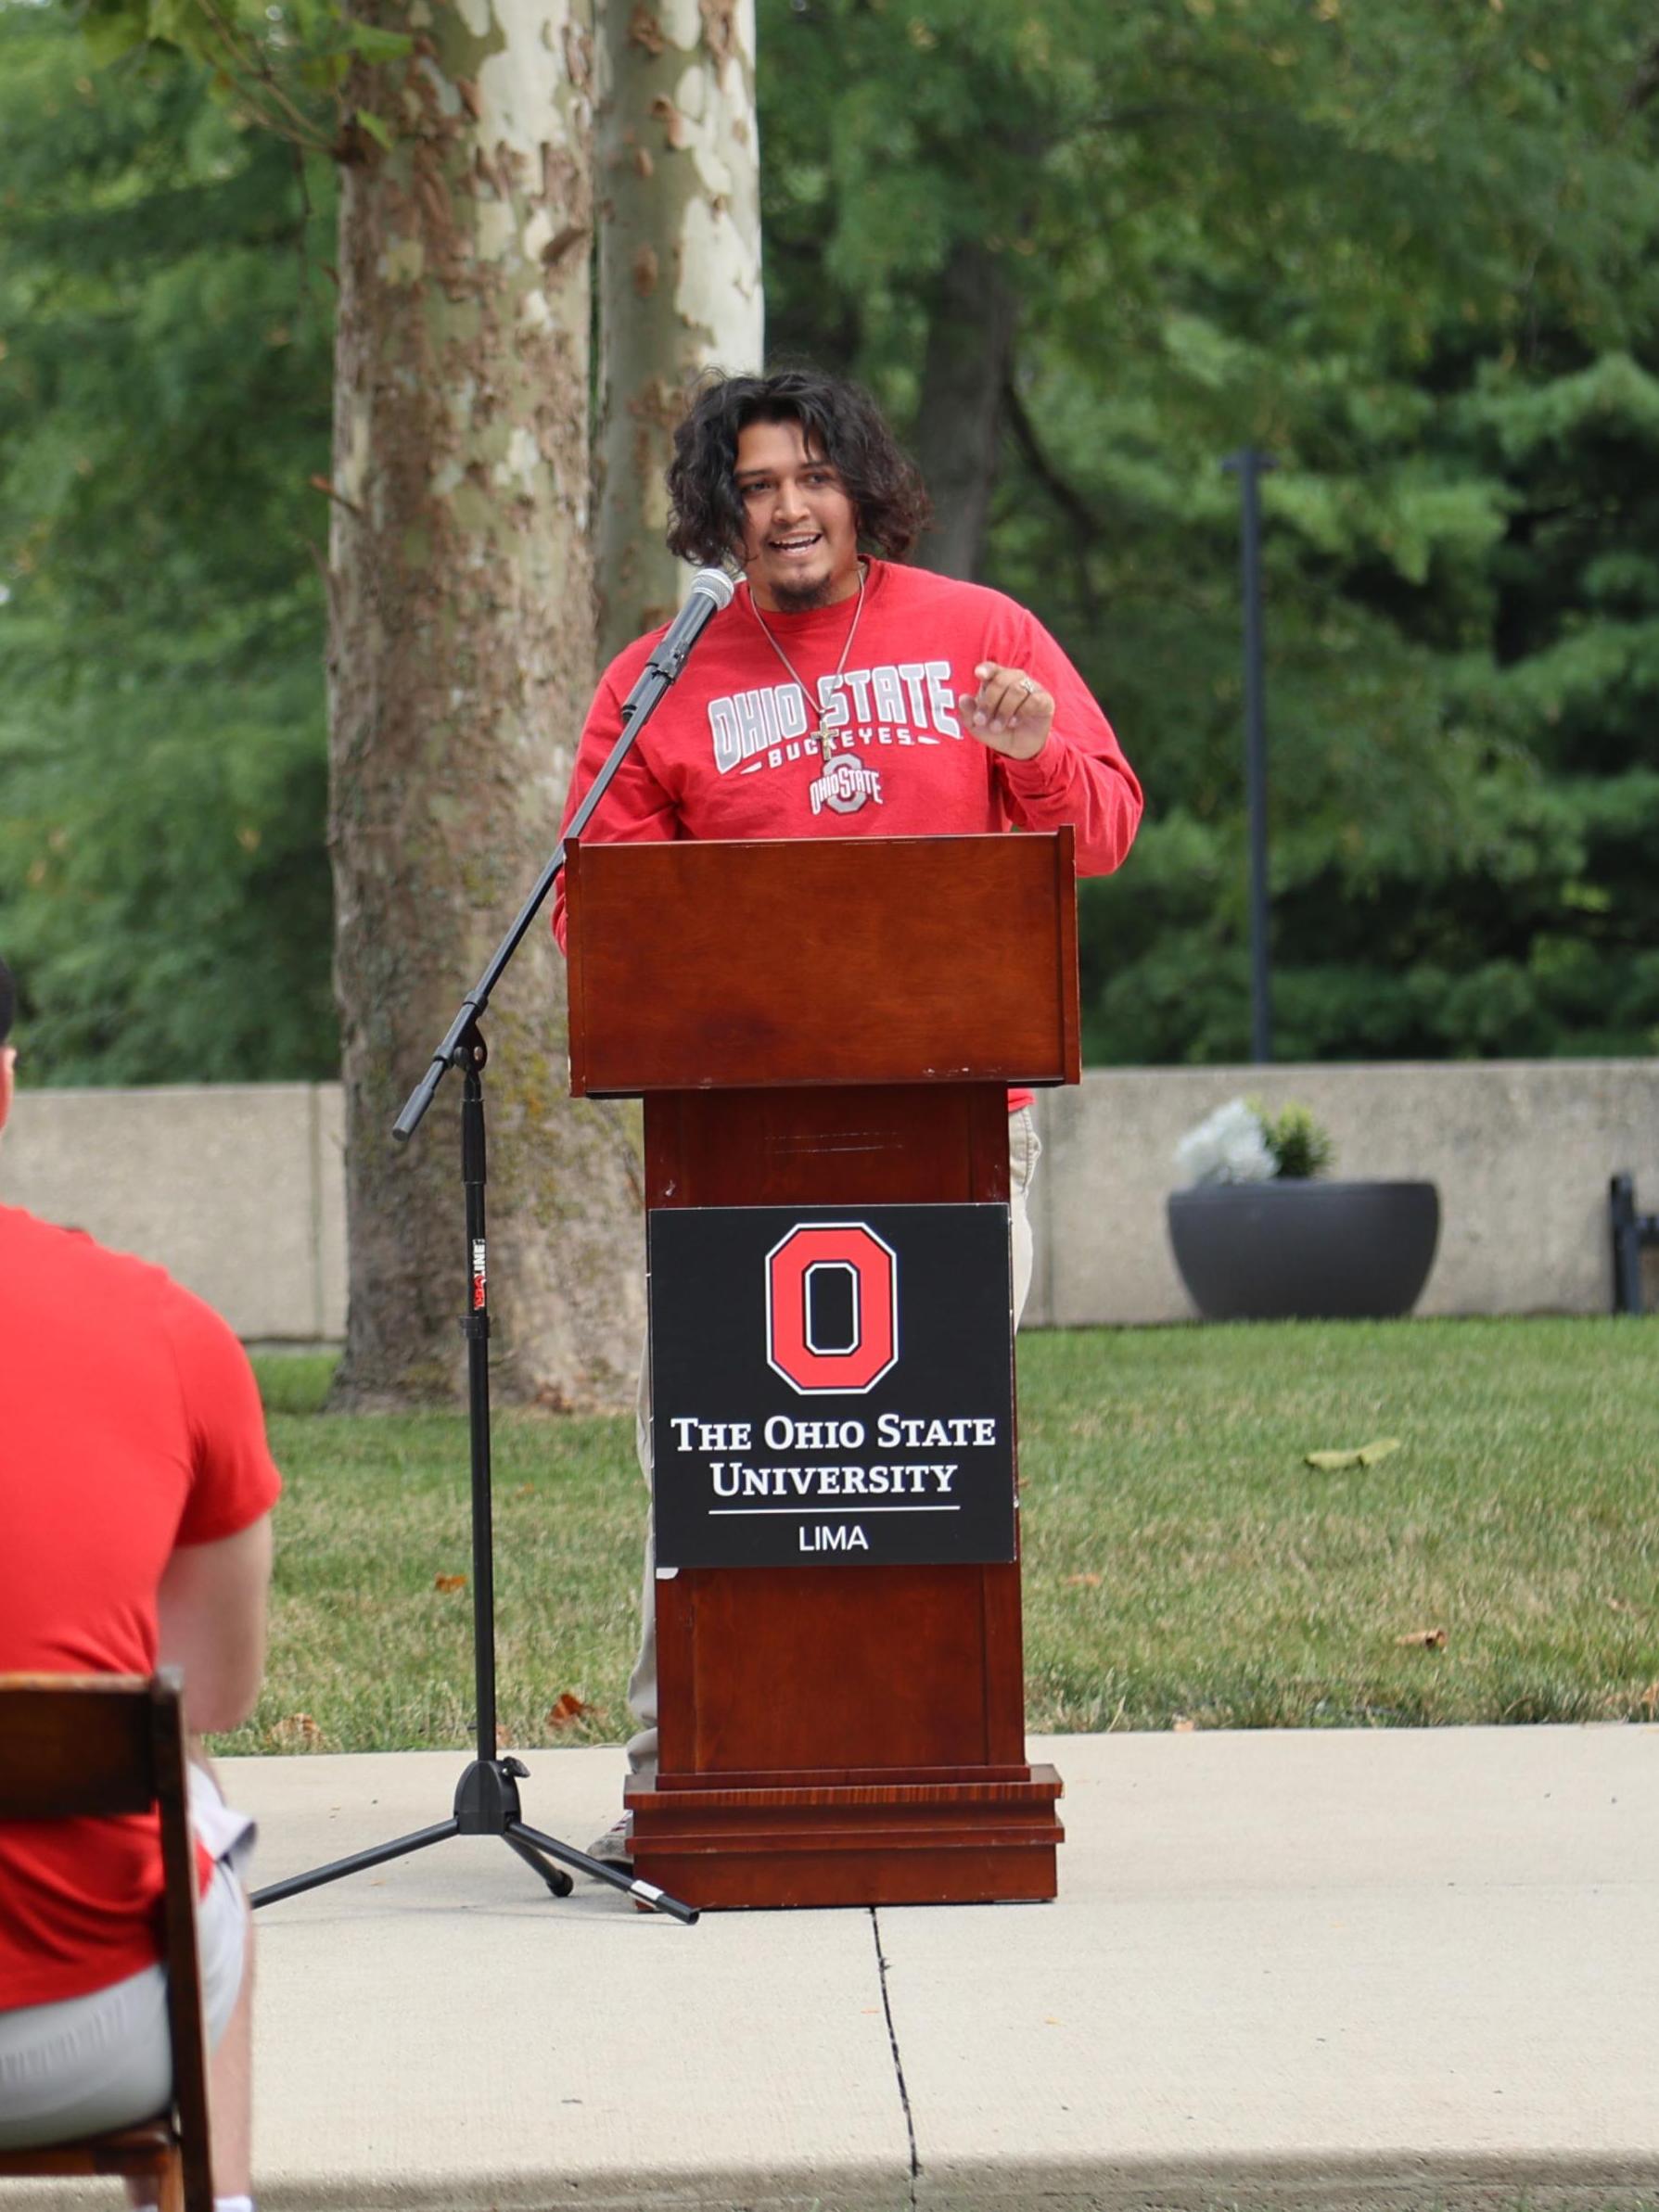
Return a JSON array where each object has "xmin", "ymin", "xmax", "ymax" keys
[
  {"xmin": 328, "ymin": 0, "xmax": 643, "ymax": 1410},
  {"xmin": 593, "ymin": 0, "xmax": 762, "ymax": 661}
]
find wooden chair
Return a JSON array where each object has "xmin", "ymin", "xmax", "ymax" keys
[{"xmin": 0, "ymin": 1669, "xmax": 213, "ymax": 2212}]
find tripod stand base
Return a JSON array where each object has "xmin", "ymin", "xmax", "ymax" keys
[
  {"xmin": 250, "ymin": 1755, "xmax": 697, "ymax": 1923},
  {"xmin": 450, "ymin": 1753, "xmax": 563, "ymax": 1865}
]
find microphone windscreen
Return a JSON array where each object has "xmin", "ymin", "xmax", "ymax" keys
[{"xmin": 690, "ymin": 567, "xmax": 736, "ymax": 610}]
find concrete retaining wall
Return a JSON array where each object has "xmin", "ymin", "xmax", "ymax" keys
[
  {"xmin": 1025, "ymin": 1062, "xmax": 1659, "ymax": 1328},
  {"xmin": 2, "ymin": 1083, "xmax": 347, "ymax": 1341},
  {"xmin": 2, "ymin": 1064, "xmax": 1653, "ymax": 1339}
]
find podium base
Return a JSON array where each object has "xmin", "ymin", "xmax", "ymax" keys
[{"xmin": 626, "ymin": 1763, "xmax": 1063, "ymax": 1910}]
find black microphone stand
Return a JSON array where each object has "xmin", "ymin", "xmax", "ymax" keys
[{"xmin": 252, "ymin": 605, "xmax": 726, "ymax": 1925}]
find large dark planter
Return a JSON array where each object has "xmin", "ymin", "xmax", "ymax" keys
[{"xmin": 1167, "ymin": 1179, "xmax": 1440, "ymax": 1322}]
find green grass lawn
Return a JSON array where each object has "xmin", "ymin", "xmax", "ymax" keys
[{"xmin": 221, "ymin": 1317, "xmax": 1659, "ymax": 1756}]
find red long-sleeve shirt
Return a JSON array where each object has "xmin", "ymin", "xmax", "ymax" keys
[{"xmin": 552, "ymin": 558, "xmax": 1141, "ymax": 950}]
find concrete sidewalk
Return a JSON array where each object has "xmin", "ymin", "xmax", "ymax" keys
[{"xmin": 15, "ymin": 1725, "xmax": 1659, "ymax": 2212}]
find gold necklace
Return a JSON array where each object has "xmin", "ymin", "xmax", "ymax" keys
[{"xmin": 747, "ymin": 561, "xmax": 867, "ymax": 762}]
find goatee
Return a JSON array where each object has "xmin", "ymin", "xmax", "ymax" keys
[{"xmin": 767, "ymin": 576, "xmax": 836, "ymax": 613}]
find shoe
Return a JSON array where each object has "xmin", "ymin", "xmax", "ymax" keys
[{"xmin": 586, "ymin": 1813, "xmax": 633, "ymax": 1871}]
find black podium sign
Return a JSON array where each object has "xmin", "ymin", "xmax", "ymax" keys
[{"xmin": 648, "ymin": 1202, "xmax": 1017, "ymax": 1570}]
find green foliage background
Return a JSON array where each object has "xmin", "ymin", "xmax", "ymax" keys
[
  {"xmin": 0, "ymin": 3, "xmax": 336, "ymax": 1080},
  {"xmin": 5, "ymin": 0, "xmax": 1659, "ymax": 1076},
  {"xmin": 761, "ymin": 0, "xmax": 1659, "ymax": 1065}
]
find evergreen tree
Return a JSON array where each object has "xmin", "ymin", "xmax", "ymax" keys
[{"xmin": 759, "ymin": 0, "xmax": 1659, "ymax": 1062}]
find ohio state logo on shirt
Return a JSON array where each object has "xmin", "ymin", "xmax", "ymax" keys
[{"xmin": 810, "ymin": 757, "xmax": 884, "ymax": 815}]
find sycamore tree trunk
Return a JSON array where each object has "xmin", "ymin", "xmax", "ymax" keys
[
  {"xmin": 327, "ymin": 0, "xmax": 643, "ymax": 1410},
  {"xmin": 593, "ymin": 0, "xmax": 762, "ymax": 662},
  {"xmin": 912, "ymin": 239, "xmax": 1020, "ymax": 581}
]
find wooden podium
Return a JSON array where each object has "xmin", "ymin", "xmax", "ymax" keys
[{"xmin": 565, "ymin": 831, "xmax": 1078, "ymax": 1910}]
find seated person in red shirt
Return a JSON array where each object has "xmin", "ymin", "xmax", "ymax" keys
[{"xmin": 0, "ymin": 957, "xmax": 282, "ymax": 2212}]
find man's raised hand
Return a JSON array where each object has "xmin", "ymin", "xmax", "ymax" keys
[{"xmin": 960, "ymin": 662, "xmax": 1052, "ymax": 760}]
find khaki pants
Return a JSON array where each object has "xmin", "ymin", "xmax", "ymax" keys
[{"xmin": 622, "ymin": 1104, "xmax": 1042, "ymax": 1783}]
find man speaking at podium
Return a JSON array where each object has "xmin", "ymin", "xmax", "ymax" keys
[{"xmin": 553, "ymin": 365, "xmax": 1142, "ymax": 1865}]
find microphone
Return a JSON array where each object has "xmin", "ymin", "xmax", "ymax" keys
[
  {"xmin": 640, "ymin": 567, "xmax": 736, "ymax": 685},
  {"xmin": 391, "ymin": 566, "xmax": 733, "ymax": 1145}
]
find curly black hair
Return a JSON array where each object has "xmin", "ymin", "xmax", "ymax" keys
[{"xmin": 665, "ymin": 367, "xmax": 931, "ymax": 569}]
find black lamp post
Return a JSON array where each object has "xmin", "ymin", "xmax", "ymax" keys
[{"xmin": 1222, "ymin": 447, "xmax": 1276, "ymax": 1064}]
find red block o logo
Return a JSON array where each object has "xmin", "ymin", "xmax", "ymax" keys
[{"xmin": 766, "ymin": 1223, "xmax": 899, "ymax": 1396}]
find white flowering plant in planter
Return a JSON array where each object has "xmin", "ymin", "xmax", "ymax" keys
[
  {"xmin": 1168, "ymin": 1100, "xmax": 1435, "ymax": 1321},
  {"xmin": 1176, "ymin": 1098, "xmax": 1336, "ymax": 1187}
]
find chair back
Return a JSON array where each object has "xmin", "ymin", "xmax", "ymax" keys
[{"xmin": 0, "ymin": 1669, "xmax": 213, "ymax": 2212}]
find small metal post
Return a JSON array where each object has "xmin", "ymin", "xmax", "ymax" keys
[
  {"xmin": 1223, "ymin": 448, "xmax": 1277, "ymax": 1063},
  {"xmin": 1610, "ymin": 1172, "xmax": 1659, "ymax": 1316}
]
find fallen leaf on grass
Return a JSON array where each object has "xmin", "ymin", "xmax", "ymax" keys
[
  {"xmin": 1395, "ymin": 1626, "xmax": 1448, "ymax": 1649},
  {"xmin": 545, "ymin": 1692, "xmax": 593, "ymax": 1730},
  {"xmin": 1065, "ymin": 1572, "xmax": 1103, "ymax": 1588},
  {"xmin": 1171, "ymin": 1717, "xmax": 1196, "ymax": 1733},
  {"xmin": 271, "ymin": 1711, "xmax": 323, "ymax": 1748},
  {"xmin": 1640, "ymin": 1682, "xmax": 1659, "ymax": 1721},
  {"xmin": 1306, "ymin": 1438, "xmax": 1401, "ymax": 1470},
  {"xmin": 433, "ymin": 1572, "xmax": 466, "ymax": 1593}
]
